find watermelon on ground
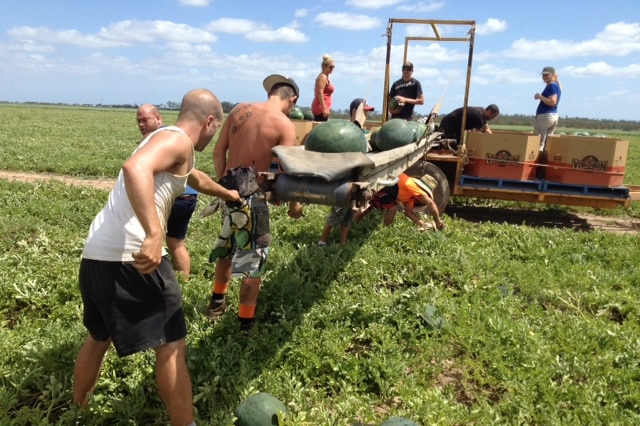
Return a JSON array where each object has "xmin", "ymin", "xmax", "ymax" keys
[
  {"xmin": 304, "ymin": 119, "xmax": 368, "ymax": 153},
  {"xmin": 235, "ymin": 392, "xmax": 287, "ymax": 426},
  {"xmin": 289, "ymin": 106, "xmax": 304, "ymax": 120},
  {"xmin": 376, "ymin": 119, "xmax": 415, "ymax": 151},
  {"xmin": 303, "ymin": 110, "xmax": 314, "ymax": 121}
]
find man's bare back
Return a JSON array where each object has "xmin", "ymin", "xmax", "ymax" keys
[{"xmin": 214, "ymin": 100, "xmax": 297, "ymax": 177}]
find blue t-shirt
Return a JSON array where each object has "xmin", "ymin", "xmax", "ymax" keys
[{"xmin": 536, "ymin": 82, "xmax": 561, "ymax": 115}]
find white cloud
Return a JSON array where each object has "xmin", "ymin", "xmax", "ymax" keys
[
  {"xmin": 295, "ymin": 9, "xmax": 310, "ymax": 18},
  {"xmin": 346, "ymin": 0, "xmax": 404, "ymax": 9},
  {"xmin": 476, "ymin": 18, "xmax": 507, "ymax": 36},
  {"xmin": 397, "ymin": 1, "xmax": 445, "ymax": 13},
  {"xmin": 206, "ymin": 18, "xmax": 307, "ymax": 43},
  {"xmin": 207, "ymin": 18, "xmax": 271, "ymax": 35},
  {"xmin": 313, "ymin": 12, "xmax": 382, "ymax": 30},
  {"xmin": 504, "ymin": 21, "xmax": 640, "ymax": 59},
  {"xmin": 8, "ymin": 20, "xmax": 218, "ymax": 49},
  {"xmin": 246, "ymin": 27, "xmax": 308, "ymax": 43},
  {"xmin": 564, "ymin": 62, "xmax": 640, "ymax": 78},
  {"xmin": 179, "ymin": 0, "xmax": 211, "ymax": 6},
  {"xmin": 99, "ymin": 20, "xmax": 217, "ymax": 44}
]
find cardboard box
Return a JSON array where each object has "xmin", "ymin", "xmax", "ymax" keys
[
  {"xmin": 291, "ymin": 120, "xmax": 316, "ymax": 145},
  {"xmin": 464, "ymin": 131, "xmax": 541, "ymax": 180},
  {"xmin": 543, "ymin": 135, "xmax": 628, "ymax": 187}
]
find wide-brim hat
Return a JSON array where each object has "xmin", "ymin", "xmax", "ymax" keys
[
  {"xmin": 263, "ymin": 74, "xmax": 299, "ymax": 98},
  {"xmin": 414, "ymin": 174, "xmax": 438, "ymax": 199}
]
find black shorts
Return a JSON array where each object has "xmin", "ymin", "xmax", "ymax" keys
[
  {"xmin": 79, "ymin": 257, "xmax": 186, "ymax": 357},
  {"xmin": 166, "ymin": 195, "xmax": 198, "ymax": 240}
]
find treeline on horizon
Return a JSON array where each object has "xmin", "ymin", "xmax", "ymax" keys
[{"xmin": 2, "ymin": 100, "xmax": 639, "ymax": 131}]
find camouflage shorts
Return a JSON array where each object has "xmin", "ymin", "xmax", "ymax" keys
[{"xmin": 209, "ymin": 192, "xmax": 271, "ymax": 278}]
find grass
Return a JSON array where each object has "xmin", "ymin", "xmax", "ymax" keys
[{"xmin": 1, "ymin": 104, "xmax": 640, "ymax": 425}]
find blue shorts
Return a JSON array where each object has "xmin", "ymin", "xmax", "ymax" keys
[
  {"xmin": 166, "ymin": 195, "xmax": 198, "ymax": 240},
  {"xmin": 79, "ymin": 257, "xmax": 187, "ymax": 357}
]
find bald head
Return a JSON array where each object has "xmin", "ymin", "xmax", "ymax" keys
[
  {"xmin": 177, "ymin": 89, "xmax": 223, "ymax": 125},
  {"xmin": 176, "ymin": 89, "xmax": 224, "ymax": 151},
  {"xmin": 136, "ymin": 104, "xmax": 163, "ymax": 137}
]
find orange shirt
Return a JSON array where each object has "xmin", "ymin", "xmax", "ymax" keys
[{"xmin": 397, "ymin": 173, "xmax": 423, "ymax": 209}]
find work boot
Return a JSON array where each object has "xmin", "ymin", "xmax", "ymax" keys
[{"xmin": 206, "ymin": 297, "xmax": 227, "ymax": 320}]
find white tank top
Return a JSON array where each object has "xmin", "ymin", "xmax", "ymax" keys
[{"xmin": 82, "ymin": 126, "xmax": 193, "ymax": 261}]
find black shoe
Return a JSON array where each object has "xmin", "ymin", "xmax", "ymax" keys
[
  {"xmin": 206, "ymin": 298, "xmax": 227, "ymax": 320},
  {"xmin": 239, "ymin": 318, "xmax": 255, "ymax": 333}
]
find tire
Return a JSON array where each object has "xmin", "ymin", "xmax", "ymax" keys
[{"xmin": 404, "ymin": 160, "xmax": 450, "ymax": 213}]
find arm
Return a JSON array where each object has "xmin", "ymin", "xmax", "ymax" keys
[
  {"xmin": 188, "ymin": 169, "xmax": 241, "ymax": 202},
  {"xmin": 213, "ymin": 118, "xmax": 230, "ymax": 180},
  {"xmin": 534, "ymin": 93, "xmax": 558, "ymax": 107},
  {"xmin": 407, "ymin": 194, "xmax": 445, "ymax": 230}
]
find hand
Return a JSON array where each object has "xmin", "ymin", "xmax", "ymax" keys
[
  {"xmin": 131, "ymin": 234, "xmax": 163, "ymax": 274},
  {"xmin": 288, "ymin": 202, "xmax": 304, "ymax": 219},
  {"xmin": 228, "ymin": 189, "xmax": 242, "ymax": 203},
  {"xmin": 534, "ymin": 93, "xmax": 541, "ymax": 100}
]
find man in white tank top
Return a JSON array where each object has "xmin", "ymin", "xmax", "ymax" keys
[{"xmin": 73, "ymin": 89, "xmax": 241, "ymax": 426}]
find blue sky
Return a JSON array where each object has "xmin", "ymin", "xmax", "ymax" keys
[{"xmin": 0, "ymin": 0, "xmax": 638, "ymax": 120}]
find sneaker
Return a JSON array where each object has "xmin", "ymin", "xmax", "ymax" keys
[
  {"xmin": 239, "ymin": 318, "xmax": 255, "ymax": 333},
  {"xmin": 317, "ymin": 241, "xmax": 327, "ymax": 247},
  {"xmin": 206, "ymin": 298, "xmax": 227, "ymax": 320}
]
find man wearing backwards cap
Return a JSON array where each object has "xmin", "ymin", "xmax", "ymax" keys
[{"xmin": 206, "ymin": 74, "xmax": 303, "ymax": 331}]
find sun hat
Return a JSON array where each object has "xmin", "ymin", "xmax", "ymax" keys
[
  {"xmin": 541, "ymin": 66, "xmax": 556, "ymax": 75},
  {"xmin": 413, "ymin": 174, "xmax": 438, "ymax": 199},
  {"xmin": 350, "ymin": 98, "xmax": 375, "ymax": 113},
  {"xmin": 263, "ymin": 74, "xmax": 299, "ymax": 98}
]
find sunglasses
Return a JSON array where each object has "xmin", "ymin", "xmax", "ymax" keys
[
  {"xmin": 402, "ymin": 67, "xmax": 412, "ymax": 71},
  {"xmin": 329, "ymin": 65, "xmax": 335, "ymax": 69}
]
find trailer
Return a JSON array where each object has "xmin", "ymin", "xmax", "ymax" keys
[{"xmin": 266, "ymin": 18, "xmax": 639, "ymax": 212}]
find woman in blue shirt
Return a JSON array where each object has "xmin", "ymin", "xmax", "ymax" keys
[{"xmin": 533, "ymin": 66, "xmax": 562, "ymax": 151}]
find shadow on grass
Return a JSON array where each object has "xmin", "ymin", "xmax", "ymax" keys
[
  {"xmin": 445, "ymin": 204, "xmax": 594, "ymax": 231},
  {"xmin": 185, "ymin": 205, "xmax": 383, "ymax": 422}
]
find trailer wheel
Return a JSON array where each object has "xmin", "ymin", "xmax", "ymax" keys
[{"xmin": 405, "ymin": 160, "xmax": 450, "ymax": 213}]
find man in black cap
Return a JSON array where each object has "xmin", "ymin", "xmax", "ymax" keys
[
  {"xmin": 388, "ymin": 61, "xmax": 424, "ymax": 120},
  {"xmin": 206, "ymin": 74, "xmax": 304, "ymax": 331},
  {"xmin": 438, "ymin": 104, "xmax": 500, "ymax": 147}
]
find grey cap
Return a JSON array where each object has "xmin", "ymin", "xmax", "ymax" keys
[
  {"xmin": 541, "ymin": 66, "xmax": 556, "ymax": 75},
  {"xmin": 263, "ymin": 74, "xmax": 299, "ymax": 98}
]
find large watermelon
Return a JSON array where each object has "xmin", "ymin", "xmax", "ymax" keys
[
  {"xmin": 410, "ymin": 121, "xmax": 428, "ymax": 141},
  {"xmin": 305, "ymin": 119, "xmax": 368, "ymax": 153},
  {"xmin": 288, "ymin": 106, "xmax": 304, "ymax": 120},
  {"xmin": 303, "ymin": 110, "xmax": 314, "ymax": 121},
  {"xmin": 376, "ymin": 119, "xmax": 415, "ymax": 151},
  {"xmin": 380, "ymin": 417, "xmax": 420, "ymax": 426},
  {"xmin": 235, "ymin": 392, "xmax": 287, "ymax": 426}
]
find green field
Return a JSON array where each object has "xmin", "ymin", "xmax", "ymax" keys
[{"xmin": 1, "ymin": 104, "xmax": 639, "ymax": 425}]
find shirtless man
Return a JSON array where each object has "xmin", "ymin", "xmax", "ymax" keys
[
  {"xmin": 73, "ymin": 89, "xmax": 241, "ymax": 426},
  {"xmin": 206, "ymin": 74, "xmax": 304, "ymax": 332}
]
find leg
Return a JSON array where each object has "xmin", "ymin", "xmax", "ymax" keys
[
  {"xmin": 206, "ymin": 258, "xmax": 232, "ymax": 319},
  {"xmin": 154, "ymin": 339, "xmax": 194, "ymax": 426},
  {"xmin": 73, "ymin": 335, "xmax": 111, "ymax": 406},
  {"xmin": 383, "ymin": 206, "xmax": 398, "ymax": 227},
  {"xmin": 338, "ymin": 225, "xmax": 350, "ymax": 245},
  {"xmin": 318, "ymin": 224, "xmax": 332, "ymax": 245},
  {"xmin": 166, "ymin": 236, "xmax": 190, "ymax": 280}
]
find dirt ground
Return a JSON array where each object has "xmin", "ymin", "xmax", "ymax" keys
[{"xmin": 2, "ymin": 170, "xmax": 639, "ymax": 235}]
